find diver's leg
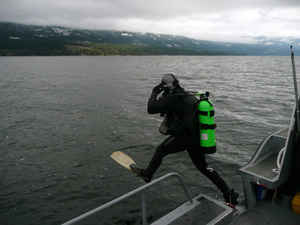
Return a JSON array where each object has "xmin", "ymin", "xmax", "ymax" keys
[
  {"xmin": 131, "ymin": 135, "xmax": 186, "ymax": 182},
  {"xmin": 187, "ymin": 143, "xmax": 239, "ymax": 204}
]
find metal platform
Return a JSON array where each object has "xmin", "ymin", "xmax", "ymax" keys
[
  {"xmin": 244, "ymin": 152, "xmax": 278, "ymax": 180},
  {"xmin": 230, "ymin": 197, "xmax": 300, "ymax": 225},
  {"xmin": 152, "ymin": 194, "xmax": 233, "ymax": 225}
]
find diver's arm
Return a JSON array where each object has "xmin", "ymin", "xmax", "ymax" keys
[
  {"xmin": 147, "ymin": 96, "xmax": 159, "ymax": 114},
  {"xmin": 147, "ymin": 94, "xmax": 181, "ymax": 114},
  {"xmin": 147, "ymin": 84, "xmax": 163, "ymax": 114}
]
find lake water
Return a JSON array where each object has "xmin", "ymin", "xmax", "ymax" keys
[{"xmin": 0, "ymin": 56, "xmax": 298, "ymax": 225}]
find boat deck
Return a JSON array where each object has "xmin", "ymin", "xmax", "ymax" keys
[{"xmin": 230, "ymin": 196, "xmax": 300, "ymax": 225}]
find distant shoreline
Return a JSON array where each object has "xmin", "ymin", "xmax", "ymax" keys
[{"xmin": 0, "ymin": 42, "xmax": 239, "ymax": 56}]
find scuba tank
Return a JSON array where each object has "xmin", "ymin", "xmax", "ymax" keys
[{"xmin": 196, "ymin": 92, "xmax": 217, "ymax": 154}]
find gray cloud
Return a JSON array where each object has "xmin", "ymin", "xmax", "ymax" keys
[{"xmin": 1, "ymin": 0, "xmax": 300, "ymax": 43}]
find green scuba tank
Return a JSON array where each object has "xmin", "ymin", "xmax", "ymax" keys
[{"xmin": 197, "ymin": 92, "xmax": 216, "ymax": 154}]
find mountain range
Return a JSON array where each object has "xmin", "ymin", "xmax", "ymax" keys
[{"xmin": 0, "ymin": 22, "xmax": 299, "ymax": 56}]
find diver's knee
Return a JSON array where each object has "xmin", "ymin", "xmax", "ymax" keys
[{"xmin": 155, "ymin": 144, "xmax": 165, "ymax": 154}]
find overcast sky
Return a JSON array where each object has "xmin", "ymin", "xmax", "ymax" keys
[{"xmin": 1, "ymin": 0, "xmax": 300, "ymax": 43}]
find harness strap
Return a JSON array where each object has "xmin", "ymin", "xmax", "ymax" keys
[
  {"xmin": 200, "ymin": 124, "xmax": 217, "ymax": 130},
  {"xmin": 198, "ymin": 110, "xmax": 215, "ymax": 117}
]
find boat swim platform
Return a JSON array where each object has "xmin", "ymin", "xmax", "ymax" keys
[{"xmin": 152, "ymin": 194, "xmax": 234, "ymax": 225}]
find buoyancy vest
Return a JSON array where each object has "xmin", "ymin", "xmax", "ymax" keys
[
  {"xmin": 159, "ymin": 89, "xmax": 198, "ymax": 136},
  {"xmin": 179, "ymin": 91, "xmax": 199, "ymax": 136}
]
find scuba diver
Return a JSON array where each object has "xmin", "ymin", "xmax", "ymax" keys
[{"xmin": 130, "ymin": 74, "xmax": 239, "ymax": 205}]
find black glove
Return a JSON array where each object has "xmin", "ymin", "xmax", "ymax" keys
[{"xmin": 151, "ymin": 84, "xmax": 163, "ymax": 96}]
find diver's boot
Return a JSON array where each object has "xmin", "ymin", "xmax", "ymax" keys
[
  {"xmin": 223, "ymin": 188, "xmax": 239, "ymax": 205},
  {"xmin": 129, "ymin": 164, "xmax": 152, "ymax": 183}
]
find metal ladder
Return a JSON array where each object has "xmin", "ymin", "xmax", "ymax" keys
[{"xmin": 62, "ymin": 172, "xmax": 193, "ymax": 225}]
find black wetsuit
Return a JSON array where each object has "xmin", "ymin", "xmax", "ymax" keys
[{"xmin": 145, "ymin": 86, "xmax": 229, "ymax": 194}]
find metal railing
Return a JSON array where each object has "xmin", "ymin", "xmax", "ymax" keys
[{"xmin": 62, "ymin": 172, "xmax": 193, "ymax": 225}]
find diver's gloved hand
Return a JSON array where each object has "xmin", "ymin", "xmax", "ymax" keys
[{"xmin": 151, "ymin": 84, "xmax": 163, "ymax": 97}]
